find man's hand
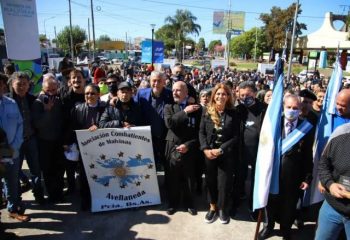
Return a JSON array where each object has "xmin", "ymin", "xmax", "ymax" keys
[
  {"xmin": 184, "ymin": 104, "xmax": 200, "ymax": 114},
  {"xmin": 176, "ymin": 144, "xmax": 188, "ymax": 154},
  {"xmin": 123, "ymin": 122, "xmax": 134, "ymax": 128},
  {"xmin": 318, "ymin": 181, "xmax": 326, "ymax": 194},
  {"xmin": 329, "ymin": 183, "xmax": 347, "ymax": 198},
  {"xmin": 300, "ymin": 182, "xmax": 309, "ymax": 190},
  {"xmin": 109, "ymin": 96, "xmax": 119, "ymax": 107},
  {"xmin": 88, "ymin": 124, "xmax": 98, "ymax": 132},
  {"xmin": 203, "ymin": 149, "xmax": 218, "ymax": 160}
]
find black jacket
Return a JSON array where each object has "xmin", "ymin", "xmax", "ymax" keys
[
  {"xmin": 99, "ymin": 99, "xmax": 143, "ymax": 128},
  {"xmin": 68, "ymin": 101, "xmax": 107, "ymax": 144},
  {"xmin": 164, "ymin": 103, "xmax": 202, "ymax": 154},
  {"xmin": 199, "ymin": 108, "xmax": 240, "ymax": 155}
]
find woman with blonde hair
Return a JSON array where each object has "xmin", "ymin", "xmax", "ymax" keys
[{"xmin": 199, "ymin": 83, "xmax": 240, "ymax": 224}]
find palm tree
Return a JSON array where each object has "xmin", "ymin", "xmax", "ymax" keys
[{"xmin": 165, "ymin": 9, "xmax": 201, "ymax": 61}]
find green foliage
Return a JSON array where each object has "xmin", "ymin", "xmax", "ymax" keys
[
  {"xmin": 208, "ymin": 40, "xmax": 222, "ymax": 53},
  {"xmin": 98, "ymin": 34, "xmax": 111, "ymax": 42},
  {"xmin": 57, "ymin": 25, "xmax": 87, "ymax": 55},
  {"xmin": 39, "ymin": 34, "xmax": 48, "ymax": 42},
  {"xmin": 155, "ymin": 24, "xmax": 176, "ymax": 54},
  {"xmin": 164, "ymin": 9, "xmax": 201, "ymax": 60},
  {"xmin": 230, "ymin": 27, "xmax": 268, "ymax": 59},
  {"xmin": 260, "ymin": 3, "xmax": 307, "ymax": 50},
  {"xmin": 196, "ymin": 37, "xmax": 205, "ymax": 51}
]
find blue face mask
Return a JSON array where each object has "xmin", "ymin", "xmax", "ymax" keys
[
  {"xmin": 284, "ymin": 109, "xmax": 300, "ymax": 120},
  {"xmin": 241, "ymin": 96, "xmax": 255, "ymax": 106}
]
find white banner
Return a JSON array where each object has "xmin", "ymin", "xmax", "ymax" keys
[
  {"xmin": 1, "ymin": 0, "xmax": 41, "ymax": 60},
  {"xmin": 76, "ymin": 126, "xmax": 161, "ymax": 212}
]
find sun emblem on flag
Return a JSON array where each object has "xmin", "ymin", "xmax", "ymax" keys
[
  {"xmin": 260, "ymin": 131, "xmax": 269, "ymax": 146},
  {"xmin": 113, "ymin": 166, "xmax": 128, "ymax": 177}
]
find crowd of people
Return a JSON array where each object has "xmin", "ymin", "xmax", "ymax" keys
[{"xmin": 0, "ymin": 58, "xmax": 349, "ymax": 240}]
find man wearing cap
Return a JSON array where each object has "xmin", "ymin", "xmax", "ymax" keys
[
  {"xmin": 299, "ymin": 89, "xmax": 319, "ymax": 127},
  {"xmin": 99, "ymin": 81, "xmax": 143, "ymax": 128}
]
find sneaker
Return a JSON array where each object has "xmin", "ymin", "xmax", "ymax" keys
[
  {"xmin": 204, "ymin": 210, "xmax": 216, "ymax": 223},
  {"xmin": 219, "ymin": 210, "xmax": 229, "ymax": 224}
]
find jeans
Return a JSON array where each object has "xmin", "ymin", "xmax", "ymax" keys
[
  {"xmin": 315, "ymin": 200, "xmax": 350, "ymax": 240},
  {"xmin": 19, "ymin": 135, "xmax": 43, "ymax": 198},
  {"xmin": 3, "ymin": 158, "xmax": 24, "ymax": 213}
]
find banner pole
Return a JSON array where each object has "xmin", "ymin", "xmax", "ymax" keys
[{"xmin": 253, "ymin": 209, "xmax": 263, "ymax": 240}]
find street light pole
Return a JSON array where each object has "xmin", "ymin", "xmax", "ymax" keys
[
  {"xmin": 151, "ymin": 24, "xmax": 155, "ymax": 69},
  {"xmin": 91, "ymin": 0, "xmax": 96, "ymax": 60},
  {"xmin": 68, "ymin": 0, "xmax": 74, "ymax": 66},
  {"xmin": 44, "ymin": 16, "xmax": 55, "ymax": 38},
  {"xmin": 287, "ymin": 0, "xmax": 299, "ymax": 82},
  {"xmin": 254, "ymin": 27, "xmax": 258, "ymax": 62}
]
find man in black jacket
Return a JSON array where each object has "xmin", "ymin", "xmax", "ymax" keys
[
  {"xmin": 99, "ymin": 82, "xmax": 143, "ymax": 128},
  {"xmin": 10, "ymin": 72, "xmax": 45, "ymax": 204},
  {"xmin": 164, "ymin": 81, "xmax": 202, "ymax": 216},
  {"xmin": 232, "ymin": 81, "xmax": 267, "ymax": 217}
]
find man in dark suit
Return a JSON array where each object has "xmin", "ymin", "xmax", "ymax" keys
[
  {"xmin": 259, "ymin": 94, "xmax": 314, "ymax": 240},
  {"xmin": 134, "ymin": 71, "xmax": 173, "ymax": 170},
  {"xmin": 164, "ymin": 81, "xmax": 202, "ymax": 216}
]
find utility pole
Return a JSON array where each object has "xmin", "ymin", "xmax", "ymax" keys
[
  {"xmin": 68, "ymin": 0, "xmax": 74, "ymax": 66},
  {"xmin": 88, "ymin": 18, "xmax": 91, "ymax": 60},
  {"xmin": 254, "ymin": 27, "xmax": 258, "ymax": 62},
  {"xmin": 54, "ymin": 26, "xmax": 58, "ymax": 48},
  {"xmin": 287, "ymin": 0, "xmax": 299, "ymax": 82},
  {"xmin": 226, "ymin": 0, "xmax": 232, "ymax": 69},
  {"xmin": 90, "ymin": 0, "xmax": 96, "ymax": 60}
]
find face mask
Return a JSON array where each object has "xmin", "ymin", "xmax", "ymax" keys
[
  {"xmin": 108, "ymin": 84, "xmax": 118, "ymax": 94},
  {"xmin": 284, "ymin": 109, "xmax": 300, "ymax": 120},
  {"xmin": 241, "ymin": 96, "xmax": 255, "ymax": 106}
]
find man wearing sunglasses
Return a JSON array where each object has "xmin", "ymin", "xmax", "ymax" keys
[{"xmin": 100, "ymin": 74, "xmax": 121, "ymax": 105}]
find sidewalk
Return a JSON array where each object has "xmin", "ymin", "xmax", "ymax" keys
[{"xmin": 0, "ymin": 171, "xmax": 316, "ymax": 240}]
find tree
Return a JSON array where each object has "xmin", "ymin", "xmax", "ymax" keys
[
  {"xmin": 155, "ymin": 24, "xmax": 176, "ymax": 55},
  {"xmin": 208, "ymin": 40, "xmax": 222, "ymax": 53},
  {"xmin": 98, "ymin": 34, "xmax": 111, "ymax": 42},
  {"xmin": 196, "ymin": 37, "xmax": 205, "ymax": 52},
  {"xmin": 39, "ymin": 34, "xmax": 48, "ymax": 42},
  {"xmin": 260, "ymin": 3, "xmax": 307, "ymax": 50},
  {"xmin": 230, "ymin": 27, "xmax": 268, "ymax": 59},
  {"xmin": 165, "ymin": 9, "xmax": 201, "ymax": 61},
  {"xmin": 57, "ymin": 25, "xmax": 86, "ymax": 55}
]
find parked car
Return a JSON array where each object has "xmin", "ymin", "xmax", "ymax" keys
[{"xmin": 298, "ymin": 70, "xmax": 317, "ymax": 83}]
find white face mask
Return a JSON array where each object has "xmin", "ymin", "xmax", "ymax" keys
[{"xmin": 284, "ymin": 109, "xmax": 300, "ymax": 120}]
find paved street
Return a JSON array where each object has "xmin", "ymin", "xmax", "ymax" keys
[{"xmin": 0, "ymin": 169, "xmax": 317, "ymax": 240}]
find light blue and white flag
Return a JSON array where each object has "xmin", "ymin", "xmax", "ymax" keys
[
  {"xmin": 253, "ymin": 71, "xmax": 284, "ymax": 210},
  {"xmin": 304, "ymin": 59, "xmax": 343, "ymax": 206}
]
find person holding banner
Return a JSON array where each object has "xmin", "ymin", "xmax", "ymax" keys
[
  {"xmin": 164, "ymin": 81, "xmax": 202, "ymax": 215},
  {"xmin": 70, "ymin": 84, "xmax": 106, "ymax": 210},
  {"xmin": 199, "ymin": 83, "xmax": 239, "ymax": 224},
  {"xmin": 259, "ymin": 94, "xmax": 314, "ymax": 240},
  {"xmin": 99, "ymin": 81, "xmax": 143, "ymax": 128}
]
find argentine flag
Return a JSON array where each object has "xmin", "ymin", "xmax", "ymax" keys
[
  {"xmin": 253, "ymin": 57, "xmax": 284, "ymax": 210},
  {"xmin": 304, "ymin": 59, "xmax": 343, "ymax": 206}
]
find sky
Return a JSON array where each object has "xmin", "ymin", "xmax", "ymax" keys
[{"xmin": 5, "ymin": 0, "xmax": 350, "ymax": 45}]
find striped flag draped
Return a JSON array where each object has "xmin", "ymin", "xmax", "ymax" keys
[
  {"xmin": 253, "ymin": 55, "xmax": 284, "ymax": 210},
  {"xmin": 304, "ymin": 59, "xmax": 343, "ymax": 206}
]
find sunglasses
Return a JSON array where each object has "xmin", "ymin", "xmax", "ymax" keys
[
  {"xmin": 85, "ymin": 92, "xmax": 96, "ymax": 96},
  {"xmin": 106, "ymin": 81, "xmax": 117, "ymax": 85}
]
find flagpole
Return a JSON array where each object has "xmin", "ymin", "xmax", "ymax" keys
[
  {"xmin": 254, "ymin": 209, "xmax": 263, "ymax": 240},
  {"xmin": 286, "ymin": 0, "xmax": 299, "ymax": 83}
]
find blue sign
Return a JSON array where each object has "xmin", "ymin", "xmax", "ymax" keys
[{"xmin": 141, "ymin": 40, "xmax": 164, "ymax": 64}]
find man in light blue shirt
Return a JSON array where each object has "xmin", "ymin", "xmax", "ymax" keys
[{"xmin": 0, "ymin": 73, "xmax": 29, "ymax": 221}]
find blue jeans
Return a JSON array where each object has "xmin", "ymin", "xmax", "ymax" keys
[
  {"xmin": 315, "ymin": 200, "xmax": 350, "ymax": 240},
  {"xmin": 19, "ymin": 135, "xmax": 43, "ymax": 198},
  {"xmin": 3, "ymin": 157, "xmax": 24, "ymax": 213}
]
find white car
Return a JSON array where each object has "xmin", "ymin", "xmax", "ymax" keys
[{"xmin": 298, "ymin": 70, "xmax": 316, "ymax": 83}]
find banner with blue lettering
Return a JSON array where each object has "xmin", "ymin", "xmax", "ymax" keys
[
  {"xmin": 76, "ymin": 126, "xmax": 161, "ymax": 212},
  {"xmin": 141, "ymin": 40, "xmax": 164, "ymax": 64}
]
